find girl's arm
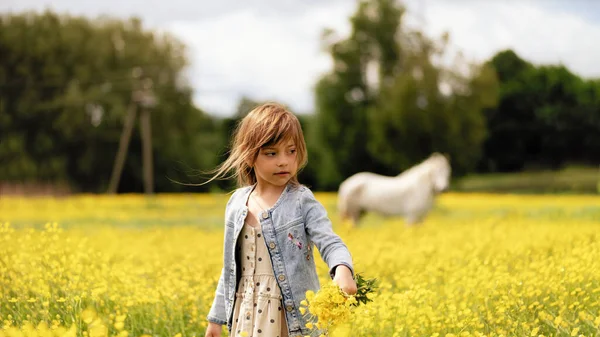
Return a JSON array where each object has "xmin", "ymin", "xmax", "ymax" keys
[
  {"xmin": 206, "ymin": 268, "xmax": 228, "ymax": 325},
  {"xmin": 300, "ymin": 188, "xmax": 356, "ymax": 288},
  {"xmin": 206, "ymin": 189, "xmax": 241, "ymax": 327}
]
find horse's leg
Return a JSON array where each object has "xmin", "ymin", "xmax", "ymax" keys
[
  {"xmin": 348, "ymin": 212, "xmax": 358, "ymax": 227},
  {"xmin": 405, "ymin": 212, "xmax": 425, "ymax": 226},
  {"xmin": 346, "ymin": 208, "xmax": 363, "ymax": 227}
]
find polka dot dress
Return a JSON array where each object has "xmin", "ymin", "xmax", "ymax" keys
[{"xmin": 231, "ymin": 217, "xmax": 289, "ymax": 337}]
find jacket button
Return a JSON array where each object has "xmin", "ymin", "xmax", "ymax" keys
[
  {"xmin": 286, "ymin": 305, "xmax": 293, "ymax": 312},
  {"xmin": 262, "ymin": 211, "xmax": 269, "ymax": 219},
  {"xmin": 269, "ymin": 242, "xmax": 276, "ymax": 249},
  {"xmin": 278, "ymin": 275, "xmax": 285, "ymax": 281}
]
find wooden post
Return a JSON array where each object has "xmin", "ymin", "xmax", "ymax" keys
[
  {"xmin": 140, "ymin": 107, "xmax": 154, "ymax": 194},
  {"xmin": 107, "ymin": 69, "xmax": 156, "ymax": 195},
  {"xmin": 107, "ymin": 98, "xmax": 138, "ymax": 194},
  {"xmin": 139, "ymin": 78, "xmax": 156, "ymax": 195}
]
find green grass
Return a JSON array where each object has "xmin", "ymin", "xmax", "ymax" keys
[{"xmin": 453, "ymin": 165, "xmax": 600, "ymax": 194}]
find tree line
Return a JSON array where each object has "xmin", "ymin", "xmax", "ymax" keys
[{"xmin": 1, "ymin": 0, "xmax": 599, "ymax": 193}]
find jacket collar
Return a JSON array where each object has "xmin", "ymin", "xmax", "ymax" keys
[{"xmin": 237, "ymin": 182, "xmax": 293, "ymax": 218}]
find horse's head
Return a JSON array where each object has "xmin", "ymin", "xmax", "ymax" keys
[{"xmin": 428, "ymin": 152, "xmax": 451, "ymax": 193}]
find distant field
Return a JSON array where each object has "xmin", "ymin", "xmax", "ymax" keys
[
  {"xmin": 453, "ymin": 166, "xmax": 600, "ymax": 194},
  {"xmin": 1, "ymin": 192, "xmax": 600, "ymax": 337}
]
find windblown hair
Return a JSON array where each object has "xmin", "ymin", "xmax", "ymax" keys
[{"xmin": 205, "ymin": 102, "xmax": 308, "ymax": 187}]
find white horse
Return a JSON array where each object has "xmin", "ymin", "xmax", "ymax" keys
[{"xmin": 337, "ymin": 152, "xmax": 451, "ymax": 226}]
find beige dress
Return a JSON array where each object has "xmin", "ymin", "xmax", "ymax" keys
[{"xmin": 230, "ymin": 217, "xmax": 289, "ymax": 337}]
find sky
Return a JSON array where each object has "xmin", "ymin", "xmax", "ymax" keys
[{"xmin": 2, "ymin": 0, "xmax": 600, "ymax": 117}]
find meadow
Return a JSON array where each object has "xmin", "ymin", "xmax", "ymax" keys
[{"xmin": 1, "ymin": 192, "xmax": 600, "ymax": 337}]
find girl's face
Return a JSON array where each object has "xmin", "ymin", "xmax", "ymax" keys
[{"xmin": 253, "ymin": 139, "xmax": 298, "ymax": 189}]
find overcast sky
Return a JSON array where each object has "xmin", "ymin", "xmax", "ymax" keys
[{"xmin": 2, "ymin": 0, "xmax": 600, "ymax": 117}]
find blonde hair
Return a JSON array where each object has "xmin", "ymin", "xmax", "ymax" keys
[{"xmin": 205, "ymin": 102, "xmax": 308, "ymax": 188}]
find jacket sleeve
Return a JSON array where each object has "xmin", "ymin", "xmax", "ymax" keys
[
  {"xmin": 207, "ymin": 267, "xmax": 228, "ymax": 325},
  {"xmin": 300, "ymin": 187, "xmax": 355, "ymax": 279},
  {"xmin": 206, "ymin": 188, "xmax": 240, "ymax": 325}
]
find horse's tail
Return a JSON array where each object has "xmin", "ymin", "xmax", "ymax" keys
[
  {"xmin": 337, "ymin": 174, "xmax": 365, "ymax": 221},
  {"xmin": 337, "ymin": 184, "xmax": 349, "ymax": 220},
  {"xmin": 337, "ymin": 179, "xmax": 352, "ymax": 220}
]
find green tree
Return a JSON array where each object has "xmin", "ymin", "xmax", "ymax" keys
[
  {"xmin": 314, "ymin": 0, "xmax": 499, "ymax": 188},
  {"xmin": 368, "ymin": 30, "xmax": 498, "ymax": 176},
  {"xmin": 481, "ymin": 49, "xmax": 600, "ymax": 172},
  {"xmin": 0, "ymin": 11, "xmax": 222, "ymax": 192},
  {"xmin": 313, "ymin": 0, "xmax": 402, "ymax": 189}
]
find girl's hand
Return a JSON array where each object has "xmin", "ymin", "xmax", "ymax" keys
[
  {"xmin": 205, "ymin": 322, "xmax": 222, "ymax": 337},
  {"xmin": 333, "ymin": 265, "xmax": 358, "ymax": 295}
]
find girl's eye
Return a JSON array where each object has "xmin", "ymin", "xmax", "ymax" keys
[
  {"xmin": 289, "ymin": 149, "xmax": 296, "ymax": 154},
  {"xmin": 265, "ymin": 152, "xmax": 276, "ymax": 156}
]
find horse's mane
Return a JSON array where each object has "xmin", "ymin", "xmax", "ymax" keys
[{"xmin": 395, "ymin": 154, "xmax": 442, "ymax": 178}]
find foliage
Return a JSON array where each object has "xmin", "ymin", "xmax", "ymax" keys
[
  {"xmin": 454, "ymin": 165, "xmax": 600, "ymax": 194},
  {"xmin": 353, "ymin": 272, "xmax": 378, "ymax": 307},
  {"xmin": 0, "ymin": 11, "xmax": 222, "ymax": 193},
  {"xmin": 480, "ymin": 50, "xmax": 600, "ymax": 172},
  {"xmin": 1, "ymin": 3, "xmax": 600, "ymax": 193},
  {"xmin": 313, "ymin": 0, "xmax": 500, "ymax": 187}
]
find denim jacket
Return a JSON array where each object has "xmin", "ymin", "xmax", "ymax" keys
[{"xmin": 207, "ymin": 183, "xmax": 355, "ymax": 336}]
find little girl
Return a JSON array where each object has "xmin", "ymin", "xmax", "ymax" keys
[{"xmin": 204, "ymin": 103, "xmax": 357, "ymax": 337}]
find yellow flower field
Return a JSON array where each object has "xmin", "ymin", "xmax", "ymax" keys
[{"xmin": 1, "ymin": 192, "xmax": 599, "ymax": 337}]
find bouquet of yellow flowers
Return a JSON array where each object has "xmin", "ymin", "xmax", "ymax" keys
[{"xmin": 300, "ymin": 273, "xmax": 377, "ymax": 337}]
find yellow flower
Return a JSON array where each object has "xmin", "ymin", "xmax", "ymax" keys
[
  {"xmin": 2, "ymin": 193, "xmax": 599, "ymax": 337},
  {"xmin": 81, "ymin": 308, "xmax": 97, "ymax": 324}
]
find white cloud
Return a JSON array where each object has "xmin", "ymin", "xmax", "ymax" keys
[
  {"xmin": 165, "ymin": 2, "xmax": 353, "ymax": 116},
  {"xmin": 166, "ymin": 0, "xmax": 600, "ymax": 116},
  {"xmin": 401, "ymin": 1, "xmax": 600, "ymax": 77}
]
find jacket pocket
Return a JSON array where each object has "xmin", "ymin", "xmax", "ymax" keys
[{"xmin": 277, "ymin": 216, "xmax": 303, "ymax": 231}]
